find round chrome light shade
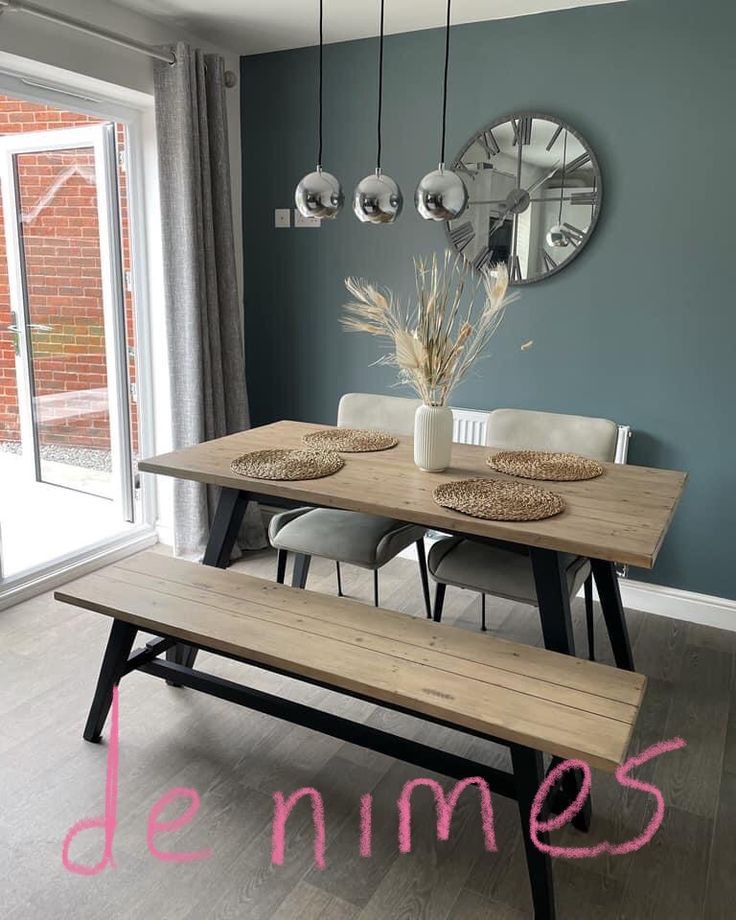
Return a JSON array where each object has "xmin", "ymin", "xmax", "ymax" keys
[
  {"xmin": 415, "ymin": 165, "xmax": 468, "ymax": 222},
  {"xmin": 295, "ymin": 167, "xmax": 344, "ymax": 220},
  {"xmin": 545, "ymin": 224, "xmax": 571, "ymax": 249},
  {"xmin": 353, "ymin": 169, "xmax": 403, "ymax": 224}
]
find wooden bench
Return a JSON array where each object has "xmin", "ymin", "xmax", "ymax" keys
[{"xmin": 56, "ymin": 550, "xmax": 646, "ymax": 920}]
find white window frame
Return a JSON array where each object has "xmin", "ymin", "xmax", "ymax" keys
[{"xmin": 0, "ymin": 57, "xmax": 159, "ymax": 606}]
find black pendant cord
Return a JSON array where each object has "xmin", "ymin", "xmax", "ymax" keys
[
  {"xmin": 376, "ymin": 0, "xmax": 385, "ymax": 171},
  {"xmin": 557, "ymin": 131, "xmax": 568, "ymax": 224},
  {"xmin": 317, "ymin": 0, "xmax": 323, "ymax": 168},
  {"xmin": 440, "ymin": 0, "xmax": 452, "ymax": 166}
]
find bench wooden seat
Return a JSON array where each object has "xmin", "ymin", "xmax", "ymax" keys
[{"xmin": 56, "ymin": 550, "xmax": 646, "ymax": 920}]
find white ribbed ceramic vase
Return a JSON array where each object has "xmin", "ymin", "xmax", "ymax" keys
[{"xmin": 413, "ymin": 404, "xmax": 453, "ymax": 472}]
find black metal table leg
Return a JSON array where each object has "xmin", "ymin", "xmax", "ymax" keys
[
  {"xmin": 202, "ymin": 487, "xmax": 251, "ymax": 568},
  {"xmin": 591, "ymin": 559, "xmax": 635, "ymax": 671},
  {"xmin": 84, "ymin": 620, "xmax": 138, "ymax": 743},
  {"xmin": 510, "ymin": 745, "xmax": 557, "ymax": 920},
  {"xmin": 168, "ymin": 487, "xmax": 250, "ymax": 682},
  {"xmin": 529, "ymin": 547, "xmax": 576, "ymax": 657}
]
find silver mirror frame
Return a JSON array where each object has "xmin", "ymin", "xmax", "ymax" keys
[{"xmin": 445, "ymin": 111, "xmax": 603, "ymax": 285}]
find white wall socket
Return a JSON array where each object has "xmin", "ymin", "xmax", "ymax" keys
[
  {"xmin": 293, "ymin": 209, "xmax": 322, "ymax": 229},
  {"xmin": 274, "ymin": 208, "xmax": 291, "ymax": 228}
]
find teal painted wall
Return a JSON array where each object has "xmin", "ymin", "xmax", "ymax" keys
[{"xmin": 241, "ymin": 0, "xmax": 736, "ymax": 598}]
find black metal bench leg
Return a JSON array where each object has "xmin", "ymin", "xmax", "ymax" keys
[
  {"xmin": 511, "ymin": 745, "xmax": 557, "ymax": 920},
  {"xmin": 373, "ymin": 569, "xmax": 380, "ymax": 607},
  {"xmin": 84, "ymin": 620, "xmax": 138, "ymax": 743},
  {"xmin": 591, "ymin": 559, "xmax": 634, "ymax": 671},
  {"xmin": 529, "ymin": 548, "xmax": 586, "ymax": 823},
  {"xmin": 292, "ymin": 553, "xmax": 311, "ymax": 589},
  {"xmin": 584, "ymin": 574, "xmax": 595, "ymax": 662},
  {"xmin": 415, "ymin": 539, "xmax": 432, "ymax": 619},
  {"xmin": 545, "ymin": 756, "xmax": 592, "ymax": 832},
  {"xmin": 433, "ymin": 582, "xmax": 447, "ymax": 622},
  {"xmin": 481, "ymin": 593, "xmax": 487, "ymax": 632}
]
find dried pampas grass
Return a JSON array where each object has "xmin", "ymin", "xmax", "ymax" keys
[{"xmin": 343, "ymin": 251, "xmax": 518, "ymax": 406}]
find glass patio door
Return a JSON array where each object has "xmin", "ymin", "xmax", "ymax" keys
[{"xmin": 0, "ymin": 123, "xmax": 134, "ymax": 580}]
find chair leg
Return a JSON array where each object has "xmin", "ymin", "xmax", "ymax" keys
[
  {"xmin": 292, "ymin": 553, "xmax": 311, "ymax": 589},
  {"xmin": 415, "ymin": 538, "xmax": 432, "ymax": 619},
  {"xmin": 276, "ymin": 549, "xmax": 288, "ymax": 585},
  {"xmin": 584, "ymin": 574, "xmax": 595, "ymax": 661},
  {"xmin": 481, "ymin": 593, "xmax": 487, "ymax": 632},
  {"xmin": 373, "ymin": 569, "xmax": 380, "ymax": 607},
  {"xmin": 336, "ymin": 561, "xmax": 344, "ymax": 597},
  {"xmin": 433, "ymin": 582, "xmax": 447, "ymax": 623}
]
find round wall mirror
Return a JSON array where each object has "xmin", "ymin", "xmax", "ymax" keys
[{"xmin": 447, "ymin": 113, "xmax": 602, "ymax": 284}]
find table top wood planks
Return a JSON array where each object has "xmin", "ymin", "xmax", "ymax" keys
[{"xmin": 138, "ymin": 420, "xmax": 687, "ymax": 569}]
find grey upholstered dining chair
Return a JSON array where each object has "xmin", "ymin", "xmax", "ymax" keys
[
  {"xmin": 428, "ymin": 408, "xmax": 621, "ymax": 659},
  {"xmin": 268, "ymin": 393, "xmax": 432, "ymax": 617}
]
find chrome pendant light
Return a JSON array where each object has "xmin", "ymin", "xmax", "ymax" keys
[
  {"xmin": 415, "ymin": 0, "xmax": 468, "ymax": 222},
  {"xmin": 295, "ymin": 0, "xmax": 344, "ymax": 219},
  {"xmin": 353, "ymin": 0, "xmax": 403, "ymax": 224}
]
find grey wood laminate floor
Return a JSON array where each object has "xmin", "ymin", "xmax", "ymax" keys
[{"xmin": 1, "ymin": 547, "xmax": 734, "ymax": 919}]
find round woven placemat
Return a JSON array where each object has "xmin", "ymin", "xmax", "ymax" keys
[
  {"xmin": 487, "ymin": 450, "xmax": 604, "ymax": 482},
  {"xmin": 302, "ymin": 428, "xmax": 398, "ymax": 452},
  {"xmin": 230, "ymin": 449, "xmax": 344, "ymax": 481},
  {"xmin": 433, "ymin": 478, "xmax": 565, "ymax": 521}
]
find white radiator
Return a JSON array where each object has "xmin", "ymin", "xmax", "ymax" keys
[
  {"xmin": 451, "ymin": 406, "xmax": 631, "ymax": 462},
  {"xmin": 451, "ymin": 407, "xmax": 487, "ymax": 446}
]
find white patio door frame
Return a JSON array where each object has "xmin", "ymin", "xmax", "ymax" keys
[{"xmin": 0, "ymin": 123, "xmax": 134, "ymax": 520}]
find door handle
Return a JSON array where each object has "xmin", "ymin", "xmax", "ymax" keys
[
  {"xmin": 5, "ymin": 311, "xmax": 20, "ymax": 355},
  {"xmin": 4, "ymin": 322, "xmax": 52, "ymax": 333}
]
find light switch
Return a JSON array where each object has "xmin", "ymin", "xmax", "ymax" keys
[
  {"xmin": 294, "ymin": 209, "xmax": 322, "ymax": 229},
  {"xmin": 275, "ymin": 208, "xmax": 291, "ymax": 228}
]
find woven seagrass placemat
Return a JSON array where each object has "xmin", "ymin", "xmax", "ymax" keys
[
  {"xmin": 487, "ymin": 450, "xmax": 604, "ymax": 482},
  {"xmin": 302, "ymin": 428, "xmax": 398, "ymax": 452},
  {"xmin": 433, "ymin": 478, "xmax": 565, "ymax": 521},
  {"xmin": 230, "ymin": 449, "xmax": 344, "ymax": 481}
]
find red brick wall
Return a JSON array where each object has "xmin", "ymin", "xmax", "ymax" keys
[{"xmin": 0, "ymin": 96, "xmax": 138, "ymax": 455}]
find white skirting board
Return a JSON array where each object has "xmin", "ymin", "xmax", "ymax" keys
[{"xmin": 398, "ymin": 542, "xmax": 736, "ymax": 633}]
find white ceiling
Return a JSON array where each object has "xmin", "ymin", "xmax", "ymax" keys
[{"xmin": 114, "ymin": 0, "xmax": 624, "ymax": 56}]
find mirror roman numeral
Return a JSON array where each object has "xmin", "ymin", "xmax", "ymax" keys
[
  {"xmin": 449, "ymin": 221, "xmax": 475, "ymax": 252},
  {"xmin": 473, "ymin": 246, "xmax": 494, "ymax": 272},
  {"xmin": 570, "ymin": 191, "xmax": 597, "ymax": 206},
  {"xmin": 512, "ymin": 117, "xmax": 532, "ymax": 146},
  {"xmin": 542, "ymin": 250, "xmax": 558, "ymax": 272},
  {"xmin": 546, "ymin": 124, "xmax": 563, "ymax": 151},
  {"xmin": 480, "ymin": 129, "xmax": 500, "ymax": 157},
  {"xmin": 567, "ymin": 152, "xmax": 591, "ymax": 173},
  {"xmin": 562, "ymin": 223, "xmax": 585, "ymax": 247}
]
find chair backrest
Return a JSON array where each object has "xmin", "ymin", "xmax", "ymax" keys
[
  {"xmin": 337, "ymin": 393, "xmax": 421, "ymax": 436},
  {"xmin": 486, "ymin": 408, "xmax": 619, "ymax": 463}
]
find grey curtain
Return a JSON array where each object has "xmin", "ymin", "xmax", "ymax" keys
[{"xmin": 153, "ymin": 43, "xmax": 266, "ymax": 557}]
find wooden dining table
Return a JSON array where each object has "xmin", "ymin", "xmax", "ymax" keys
[{"xmin": 139, "ymin": 419, "xmax": 687, "ymax": 674}]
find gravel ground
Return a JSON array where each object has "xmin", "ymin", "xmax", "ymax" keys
[{"xmin": 0, "ymin": 440, "xmax": 112, "ymax": 472}]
